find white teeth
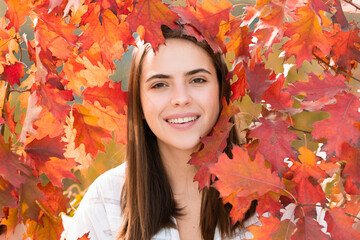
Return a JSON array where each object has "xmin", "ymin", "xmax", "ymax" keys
[{"xmin": 167, "ymin": 116, "xmax": 198, "ymax": 124}]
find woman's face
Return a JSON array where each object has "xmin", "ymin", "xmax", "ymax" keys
[{"xmin": 140, "ymin": 38, "xmax": 220, "ymax": 153}]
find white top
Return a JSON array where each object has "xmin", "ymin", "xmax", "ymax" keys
[{"xmin": 61, "ymin": 163, "xmax": 260, "ymax": 240}]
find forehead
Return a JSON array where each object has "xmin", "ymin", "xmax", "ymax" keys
[{"xmin": 141, "ymin": 38, "xmax": 216, "ymax": 77}]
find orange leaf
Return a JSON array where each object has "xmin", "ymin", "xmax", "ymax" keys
[
  {"xmin": 126, "ymin": 0, "xmax": 179, "ymax": 50},
  {"xmin": 3, "ymin": 0, "xmax": 32, "ymax": 31},
  {"xmin": 40, "ymin": 158, "xmax": 77, "ymax": 187},
  {"xmin": 283, "ymin": 6, "xmax": 330, "ymax": 67},
  {"xmin": 262, "ymin": 75, "xmax": 294, "ymax": 111},
  {"xmin": 73, "ymin": 104, "xmax": 112, "ymax": 158},
  {"xmin": 0, "ymin": 208, "xmax": 18, "ymax": 238},
  {"xmin": 248, "ymin": 216, "xmax": 295, "ymax": 240},
  {"xmin": 325, "ymin": 207, "xmax": 360, "ymax": 240}
]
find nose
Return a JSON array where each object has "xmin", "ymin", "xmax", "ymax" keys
[{"xmin": 170, "ymin": 83, "xmax": 192, "ymax": 107}]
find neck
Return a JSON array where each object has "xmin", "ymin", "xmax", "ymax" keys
[{"xmin": 157, "ymin": 141, "xmax": 200, "ymax": 197}]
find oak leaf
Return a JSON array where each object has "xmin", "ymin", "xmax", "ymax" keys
[
  {"xmin": 292, "ymin": 216, "xmax": 329, "ymax": 240},
  {"xmin": 340, "ymin": 142, "xmax": 360, "ymax": 186},
  {"xmin": 262, "ymin": 74, "xmax": 294, "ymax": 111},
  {"xmin": 312, "ymin": 93, "xmax": 360, "ymax": 158},
  {"xmin": 249, "ymin": 118, "xmax": 298, "ymax": 173},
  {"xmin": 73, "ymin": 104, "xmax": 112, "ymax": 158},
  {"xmin": 225, "ymin": 20, "xmax": 251, "ymax": 61},
  {"xmin": 230, "ymin": 62, "xmax": 248, "ymax": 101},
  {"xmin": 210, "ymin": 147, "xmax": 285, "ymax": 222},
  {"xmin": 325, "ymin": 207, "xmax": 360, "ymax": 240},
  {"xmin": 248, "ymin": 216, "xmax": 295, "ymax": 239},
  {"xmin": 283, "ymin": 6, "xmax": 330, "ymax": 67},
  {"xmin": 0, "ymin": 62, "xmax": 24, "ymax": 86},
  {"xmin": 4, "ymin": 0, "xmax": 32, "ymax": 31},
  {"xmin": 245, "ymin": 63, "xmax": 273, "ymax": 103},
  {"xmin": 126, "ymin": 0, "xmax": 179, "ymax": 50},
  {"xmin": 83, "ymin": 81, "xmax": 127, "ymax": 115},
  {"xmin": 190, "ymin": 99, "xmax": 239, "ymax": 189}
]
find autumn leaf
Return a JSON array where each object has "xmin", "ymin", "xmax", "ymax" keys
[
  {"xmin": 292, "ymin": 216, "xmax": 330, "ymax": 240},
  {"xmin": 248, "ymin": 216, "xmax": 295, "ymax": 240},
  {"xmin": 283, "ymin": 6, "xmax": 330, "ymax": 67},
  {"xmin": 312, "ymin": 93, "xmax": 360, "ymax": 158},
  {"xmin": 249, "ymin": 118, "xmax": 298, "ymax": 174},
  {"xmin": 0, "ymin": 136, "xmax": 30, "ymax": 187},
  {"xmin": 190, "ymin": 98, "xmax": 239, "ymax": 189},
  {"xmin": 0, "ymin": 62, "xmax": 25, "ymax": 86},
  {"xmin": 325, "ymin": 207, "xmax": 360, "ymax": 240},
  {"xmin": 19, "ymin": 174, "xmax": 44, "ymax": 221},
  {"xmin": 230, "ymin": 62, "xmax": 248, "ymax": 101},
  {"xmin": 4, "ymin": 0, "xmax": 32, "ymax": 31},
  {"xmin": 340, "ymin": 142, "xmax": 360, "ymax": 186},
  {"xmin": 126, "ymin": 0, "xmax": 179, "ymax": 50},
  {"xmin": 326, "ymin": 26, "xmax": 360, "ymax": 70},
  {"xmin": 73, "ymin": 104, "xmax": 112, "ymax": 158},
  {"xmin": 0, "ymin": 177, "xmax": 17, "ymax": 210},
  {"xmin": 210, "ymin": 147, "xmax": 285, "ymax": 222},
  {"xmin": 0, "ymin": 208, "xmax": 18, "ymax": 237},
  {"xmin": 262, "ymin": 75, "xmax": 294, "ymax": 111},
  {"xmin": 77, "ymin": 233, "xmax": 90, "ymax": 240},
  {"xmin": 19, "ymin": 92, "xmax": 42, "ymax": 143},
  {"xmin": 79, "ymin": 5, "xmax": 133, "ymax": 66},
  {"xmin": 83, "ymin": 81, "xmax": 127, "ymax": 115},
  {"xmin": 225, "ymin": 20, "xmax": 251, "ymax": 61},
  {"xmin": 287, "ymin": 72, "xmax": 350, "ymax": 102},
  {"xmin": 245, "ymin": 63, "xmax": 273, "ymax": 103}
]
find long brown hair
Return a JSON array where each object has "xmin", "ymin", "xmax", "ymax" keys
[{"xmin": 118, "ymin": 26, "xmax": 256, "ymax": 240}]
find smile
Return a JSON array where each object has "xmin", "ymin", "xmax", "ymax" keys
[{"xmin": 166, "ymin": 116, "xmax": 199, "ymax": 124}]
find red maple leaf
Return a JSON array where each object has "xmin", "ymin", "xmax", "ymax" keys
[
  {"xmin": 225, "ymin": 20, "xmax": 251, "ymax": 62},
  {"xmin": 83, "ymin": 81, "xmax": 127, "ymax": 115},
  {"xmin": 190, "ymin": 99, "xmax": 239, "ymax": 189},
  {"xmin": 40, "ymin": 158, "xmax": 77, "ymax": 187},
  {"xmin": 249, "ymin": 118, "xmax": 298, "ymax": 173},
  {"xmin": 73, "ymin": 104, "xmax": 112, "ymax": 158},
  {"xmin": 283, "ymin": 6, "xmax": 330, "ymax": 67},
  {"xmin": 230, "ymin": 62, "xmax": 248, "ymax": 101},
  {"xmin": 312, "ymin": 93, "xmax": 360, "ymax": 158},
  {"xmin": 325, "ymin": 207, "xmax": 360, "ymax": 240},
  {"xmin": 126, "ymin": 0, "xmax": 179, "ymax": 50},
  {"xmin": 38, "ymin": 182, "xmax": 69, "ymax": 216},
  {"xmin": 244, "ymin": 63, "xmax": 273, "ymax": 104},
  {"xmin": 262, "ymin": 74, "xmax": 294, "ymax": 111},
  {"xmin": 210, "ymin": 147, "xmax": 285, "ymax": 222},
  {"xmin": 0, "ymin": 62, "xmax": 25, "ymax": 86},
  {"xmin": 292, "ymin": 216, "xmax": 330, "ymax": 240},
  {"xmin": 0, "ymin": 136, "xmax": 30, "ymax": 188},
  {"xmin": 287, "ymin": 72, "xmax": 350, "ymax": 102}
]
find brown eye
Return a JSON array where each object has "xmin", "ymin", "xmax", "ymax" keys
[
  {"xmin": 152, "ymin": 82, "xmax": 167, "ymax": 89},
  {"xmin": 192, "ymin": 78, "xmax": 206, "ymax": 84}
]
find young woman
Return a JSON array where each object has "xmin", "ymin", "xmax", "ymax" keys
[{"xmin": 61, "ymin": 26, "xmax": 258, "ymax": 240}]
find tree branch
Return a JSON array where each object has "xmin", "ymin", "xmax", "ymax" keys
[
  {"xmin": 344, "ymin": 0, "xmax": 360, "ymax": 11},
  {"xmin": 313, "ymin": 53, "xmax": 360, "ymax": 82}
]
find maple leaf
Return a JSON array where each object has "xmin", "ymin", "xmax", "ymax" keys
[
  {"xmin": 256, "ymin": 191, "xmax": 283, "ymax": 217},
  {"xmin": 282, "ymin": 6, "xmax": 330, "ymax": 67},
  {"xmin": 326, "ymin": 26, "xmax": 360, "ymax": 70},
  {"xmin": 40, "ymin": 158, "xmax": 77, "ymax": 187},
  {"xmin": 0, "ymin": 136, "xmax": 30, "ymax": 187},
  {"xmin": 331, "ymin": 0, "xmax": 350, "ymax": 30},
  {"xmin": 33, "ymin": 109, "xmax": 65, "ymax": 139},
  {"xmin": 292, "ymin": 216, "xmax": 330, "ymax": 240},
  {"xmin": 190, "ymin": 99, "xmax": 239, "ymax": 189},
  {"xmin": 249, "ymin": 118, "xmax": 298, "ymax": 174},
  {"xmin": 248, "ymin": 216, "xmax": 295, "ymax": 240},
  {"xmin": 230, "ymin": 62, "xmax": 248, "ymax": 101},
  {"xmin": 83, "ymin": 81, "xmax": 127, "ymax": 115},
  {"xmin": 244, "ymin": 63, "xmax": 273, "ymax": 103},
  {"xmin": 38, "ymin": 182, "xmax": 69, "ymax": 216},
  {"xmin": 340, "ymin": 142, "xmax": 360, "ymax": 186},
  {"xmin": 4, "ymin": 0, "xmax": 32, "ymax": 31},
  {"xmin": 210, "ymin": 147, "xmax": 285, "ymax": 222},
  {"xmin": 73, "ymin": 104, "xmax": 112, "ymax": 158},
  {"xmin": 19, "ymin": 92, "xmax": 42, "ymax": 143},
  {"xmin": 325, "ymin": 207, "xmax": 360, "ymax": 239},
  {"xmin": 262, "ymin": 74, "xmax": 294, "ymax": 111},
  {"xmin": 19, "ymin": 174, "xmax": 44, "ymax": 221},
  {"xmin": 312, "ymin": 93, "xmax": 360, "ymax": 158},
  {"xmin": 126, "ymin": 0, "xmax": 179, "ymax": 50},
  {"xmin": 26, "ymin": 215, "xmax": 64, "ymax": 240},
  {"xmin": 287, "ymin": 72, "xmax": 350, "ymax": 102},
  {"xmin": 0, "ymin": 62, "xmax": 25, "ymax": 86},
  {"xmin": 79, "ymin": 5, "xmax": 133, "ymax": 66}
]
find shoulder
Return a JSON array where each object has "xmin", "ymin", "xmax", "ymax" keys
[{"xmin": 61, "ymin": 162, "xmax": 127, "ymax": 240}]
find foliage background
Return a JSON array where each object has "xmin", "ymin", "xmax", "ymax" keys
[{"xmin": 0, "ymin": 0, "xmax": 360, "ymax": 239}]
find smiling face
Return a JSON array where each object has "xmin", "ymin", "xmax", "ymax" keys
[{"xmin": 140, "ymin": 38, "xmax": 220, "ymax": 153}]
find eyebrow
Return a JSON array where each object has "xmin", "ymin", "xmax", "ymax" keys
[{"xmin": 146, "ymin": 68, "xmax": 212, "ymax": 83}]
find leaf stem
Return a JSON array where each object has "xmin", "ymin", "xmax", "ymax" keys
[
  {"xmin": 344, "ymin": 0, "xmax": 360, "ymax": 11},
  {"xmin": 313, "ymin": 52, "xmax": 360, "ymax": 82},
  {"xmin": 345, "ymin": 212, "xmax": 360, "ymax": 221},
  {"xmin": 288, "ymin": 126, "xmax": 312, "ymax": 134}
]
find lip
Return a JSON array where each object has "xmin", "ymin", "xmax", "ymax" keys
[{"xmin": 164, "ymin": 112, "xmax": 200, "ymax": 130}]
